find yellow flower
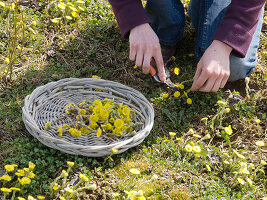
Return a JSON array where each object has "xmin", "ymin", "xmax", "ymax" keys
[
  {"xmin": 223, "ymin": 161, "xmax": 230, "ymax": 165},
  {"xmin": 114, "ymin": 119, "xmax": 124, "ymax": 129},
  {"xmin": 173, "ymin": 91, "xmax": 180, "ymax": 98},
  {"xmin": 69, "ymin": 128, "xmax": 82, "ymax": 137},
  {"xmin": 28, "ymin": 172, "xmax": 35, "ymax": 179},
  {"xmin": 61, "ymin": 170, "xmax": 68, "ymax": 177},
  {"xmin": 32, "ymin": 21, "xmax": 37, "ymax": 26},
  {"xmin": 248, "ymin": 163, "xmax": 255, "ymax": 170},
  {"xmin": 233, "ymin": 150, "xmax": 245, "ymax": 159},
  {"xmin": 246, "ymin": 178, "xmax": 253, "ymax": 186},
  {"xmin": 57, "ymin": 3, "xmax": 66, "ymax": 10},
  {"xmin": 52, "ymin": 183, "xmax": 59, "ymax": 190},
  {"xmin": 187, "ymin": 128, "xmax": 194, "ymax": 135},
  {"xmin": 98, "ymin": 109, "xmax": 109, "ymax": 121},
  {"xmin": 64, "ymin": 187, "xmax": 74, "ymax": 193},
  {"xmin": 24, "ymin": 168, "xmax": 29, "ymax": 172},
  {"xmin": 0, "ymin": 175, "xmax": 12, "ymax": 181},
  {"xmin": 224, "ymin": 125, "xmax": 233, "ymax": 135},
  {"xmin": 201, "ymin": 117, "xmax": 208, "ymax": 121},
  {"xmin": 255, "ymin": 119, "xmax": 261, "ymax": 124},
  {"xmin": 96, "ymin": 128, "xmax": 102, "ymax": 137},
  {"xmin": 78, "ymin": 6, "xmax": 84, "ymax": 11},
  {"xmin": 89, "ymin": 115, "xmax": 99, "ymax": 123},
  {"xmin": 179, "ymin": 84, "xmax": 184, "ymax": 89},
  {"xmin": 0, "ymin": 187, "xmax": 12, "ymax": 193},
  {"xmin": 193, "ymin": 134, "xmax": 201, "ymax": 138},
  {"xmin": 224, "ymin": 108, "xmax": 231, "ymax": 113},
  {"xmin": 10, "ymin": 187, "xmax": 21, "ymax": 191},
  {"xmin": 206, "ymin": 165, "xmax": 211, "ymax": 172},
  {"xmin": 63, "ymin": 124, "xmax": 71, "ymax": 129},
  {"xmin": 169, "ymin": 132, "xmax": 176, "ymax": 137},
  {"xmin": 18, "ymin": 177, "xmax": 31, "ymax": 185},
  {"xmin": 67, "ymin": 161, "xmax": 74, "ymax": 167},
  {"xmin": 92, "ymin": 75, "xmax": 99, "ymax": 78},
  {"xmin": 29, "ymin": 161, "xmax": 36, "ymax": 170},
  {"xmin": 184, "ymin": 144, "xmax": 192, "ymax": 152},
  {"xmin": 57, "ymin": 125, "xmax": 63, "ymax": 137},
  {"xmin": 171, "ymin": 56, "xmax": 176, "ymax": 61},
  {"xmin": 203, "ymin": 134, "xmax": 211, "ymax": 140},
  {"xmin": 255, "ymin": 141, "xmax": 264, "ymax": 147},
  {"xmin": 112, "ymin": 192, "xmax": 120, "ymax": 197},
  {"xmin": 261, "ymin": 160, "xmax": 267, "ymax": 165},
  {"xmin": 28, "ymin": 195, "xmax": 36, "ymax": 200},
  {"xmin": 112, "ymin": 148, "xmax": 118, "ymax": 154},
  {"xmin": 66, "ymin": 16, "xmax": 72, "ymax": 20},
  {"xmin": 129, "ymin": 168, "xmax": 140, "ymax": 175},
  {"xmin": 192, "ymin": 146, "xmax": 201, "ymax": 153},
  {"xmin": 71, "ymin": 11, "xmax": 78, "ymax": 18},
  {"xmin": 188, "ymin": 53, "xmax": 194, "ymax": 57},
  {"xmin": 187, "ymin": 98, "xmax": 192, "ymax": 104},
  {"xmin": 18, "ymin": 197, "xmax": 26, "ymax": 200},
  {"xmin": 79, "ymin": 109, "xmax": 86, "ymax": 115},
  {"xmin": 134, "ymin": 65, "xmax": 138, "ymax": 69},
  {"xmin": 15, "ymin": 169, "xmax": 25, "ymax": 176},
  {"xmin": 174, "ymin": 67, "xmax": 180, "ymax": 75},
  {"xmin": 45, "ymin": 121, "xmax": 52, "ymax": 129},
  {"xmin": 51, "ymin": 18, "xmax": 61, "ymax": 23},
  {"xmin": 5, "ymin": 57, "xmax": 10, "ymax": 64},
  {"xmin": 162, "ymin": 92, "xmax": 169, "ymax": 98},
  {"xmin": 4, "ymin": 164, "xmax": 16, "ymax": 172},
  {"xmin": 109, "ymin": 118, "xmax": 115, "ymax": 123},
  {"xmin": 59, "ymin": 197, "xmax": 66, "ymax": 200},
  {"xmin": 89, "ymin": 123, "xmax": 98, "ymax": 130},
  {"xmin": 237, "ymin": 178, "xmax": 245, "ymax": 185},
  {"xmin": 69, "ymin": 6, "xmax": 78, "ymax": 12},
  {"xmin": 79, "ymin": 173, "xmax": 89, "ymax": 182},
  {"xmin": 217, "ymin": 100, "xmax": 227, "ymax": 106},
  {"xmin": 239, "ymin": 162, "xmax": 249, "ymax": 174},
  {"xmin": 122, "ymin": 105, "xmax": 131, "ymax": 116}
]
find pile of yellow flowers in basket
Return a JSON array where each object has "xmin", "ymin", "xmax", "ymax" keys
[{"xmin": 45, "ymin": 98, "xmax": 142, "ymax": 138}]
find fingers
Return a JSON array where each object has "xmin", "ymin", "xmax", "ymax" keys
[
  {"xmin": 220, "ymin": 72, "xmax": 230, "ymax": 88},
  {"xmin": 191, "ymin": 64, "xmax": 209, "ymax": 92},
  {"xmin": 153, "ymin": 44, "xmax": 166, "ymax": 82},
  {"xmin": 129, "ymin": 43, "xmax": 137, "ymax": 61}
]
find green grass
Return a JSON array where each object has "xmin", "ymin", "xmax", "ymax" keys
[{"xmin": 0, "ymin": 0, "xmax": 266, "ymax": 199}]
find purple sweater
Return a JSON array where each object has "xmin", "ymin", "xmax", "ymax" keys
[{"xmin": 108, "ymin": 0, "xmax": 265, "ymax": 58}]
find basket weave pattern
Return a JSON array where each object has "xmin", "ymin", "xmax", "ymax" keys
[{"xmin": 22, "ymin": 78, "xmax": 154, "ymax": 157}]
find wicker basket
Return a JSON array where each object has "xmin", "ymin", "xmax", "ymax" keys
[{"xmin": 22, "ymin": 78, "xmax": 154, "ymax": 157}]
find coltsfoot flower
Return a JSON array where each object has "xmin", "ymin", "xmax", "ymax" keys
[
  {"xmin": 192, "ymin": 146, "xmax": 201, "ymax": 153},
  {"xmin": 67, "ymin": 161, "xmax": 74, "ymax": 167},
  {"xmin": 224, "ymin": 125, "xmax": 233, "ymax": 135},
  {"xmin": 79, "ymin": 173, "xmax": 89, "ymax": 182},
  {"xmin": 129, "ymin": 168, "xmax": 140, "ymax": 175},
  {"xmin": 237, "ymin": 178, "xmax": 245, "ymax": 185},
  {"xmin": 0, "ymin": 175, "xmax": 12, "ymax": 181},
  {"xmin": 184, "ymin": 144, "xmax": 193, "ymax": 152},
  {"xmin": 256, "ymin": 141, "xmax": 264, "ymax": 147},
  {"xmin": 169, "ymin": 132, "xmax": 176, "ymax": 137},
  {"xmin": 18, "ymin": 177, "xmax": 31, "ymax": 185}
]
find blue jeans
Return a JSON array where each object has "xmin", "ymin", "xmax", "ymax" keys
[{"xmin": 145, "ymin": 0, "xmax": 264, "ymax": 81}]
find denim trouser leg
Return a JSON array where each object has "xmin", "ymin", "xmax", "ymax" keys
[
  {"xmin": 188, "ymin": 0, "xmax": 264, "ymax": 81},
  {"xmin": 145, "ymin": 0, "xmax": 185, "ymax": 46}
]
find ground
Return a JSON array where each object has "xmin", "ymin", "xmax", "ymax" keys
[{"xmin": 0, "ymin": 1, "xmax": 266, "ymax": 200}]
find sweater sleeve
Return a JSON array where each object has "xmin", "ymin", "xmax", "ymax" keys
[
  {"xmin": 108, "ymin": 0, "xmax": 151, "ymax": 37},
  {"xmin": 213, "ymin": 0, "xmax": 265, "ymax": 58}
]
